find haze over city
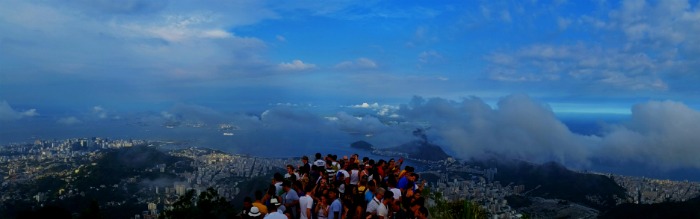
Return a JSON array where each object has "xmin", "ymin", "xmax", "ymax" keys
[{"xmin": 3, "ymin": 0, "xmax": 700, "ymax": 180}]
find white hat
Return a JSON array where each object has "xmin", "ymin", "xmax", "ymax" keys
[
  {"xmin": 270, "ymin": 197, "xmax": 282, "ymax": 206},
  {"xmin": 249, "ymin": 207, "xmax": 261, "ymax": 217}
]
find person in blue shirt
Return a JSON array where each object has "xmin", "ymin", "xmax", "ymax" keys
[{"xmin": 328, "ymin": 189, "xmax": 342, "ymax": 219}]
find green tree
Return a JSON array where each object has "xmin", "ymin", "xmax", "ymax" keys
[
  {"xmin": 160, "ymin": 187, "xmax": 236, "ymax": 219},
  {"xmin": 424, "ymin": 187, "xmax": 487, "ymax": 219}
]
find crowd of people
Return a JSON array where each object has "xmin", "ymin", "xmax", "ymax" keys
[{"xmin": 240, "ymin": 153, "xmax": 429, "ymax": 219}]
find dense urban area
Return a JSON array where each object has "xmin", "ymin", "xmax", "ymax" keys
[{"xmin": 1, "ymin": 137, "xmax": 700, "ymax": 219}]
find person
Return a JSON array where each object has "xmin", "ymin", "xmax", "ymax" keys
[
  {"xmin": 299, "ymin": 156, "xmax": 311, "ymax": 188},
  {"xmin": 415, "ymin": 206, "xmax": 428, "ymax": 219},
  {"xmin": 407, "ymin": 202, "xmax": 422, "ymax": 219},
  {"xmin": 377, "ymin": 190, "xmax": 394, "ymax": 219},
  {"xmin": 364, "ymin": 180, "xmax": 376, "ymax": 203},
  {"xmin": 328, "ymin": 189, "xmax": 342, "ymax": 219},
  {"xmin": 366, "ymin": 187, "xmax": 385, "ymax": 216},
  {"xmin": 265, "ymin": 197, "xmax": 287, "ymax": 219},
  {"xmin": 241, "ymin": 197, "xmax": 253, "ymax": 219},
  {"xmin": 387, "ymin": 178, "xmax": 401, "ymax": 201},
  {"xmin": 274, "ymin": 173, "xmax": 285, "ymax": 196},
  {"xmin": 315, "ymin": 195, "xmax": 329, "ymax": 219},
  {"xmin": 299, "ymin": 185, "xmax": 314, "ymax": 219},
  {"xmin": 249, "ymin": 206, "xmax": 263, "ymax": 219},
  {"xmin": 282, "ymin": 181, "xmax": 299, "ymax": 219},
  {"xmin": 253, "ymin": 190, "xmax": 269, "ymax": 216},
  {"xmin": 390, "ymin": 200, "xmax": 407, "ymax": 219},
  {"xmin": 409, "ymin": 189, "xmax": 424, "ymax": 207},
  {"xmin": 397, "ymin": 173, "xmax": 416, "ymax": 195},
  {"xmin": 314, "ymin": 153, "xmax": 326, "ymax": 169},
  {"xmin": 285, "ymin": 165, "xmax": 300, "ymax": 181}
]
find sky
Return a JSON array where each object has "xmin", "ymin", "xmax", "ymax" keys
[{"xmin": 2, "ymin": 0, "xmax": 700, "ymax": 178}]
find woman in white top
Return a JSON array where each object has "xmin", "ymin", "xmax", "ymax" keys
[
  {"xmin": 316, "ymin": 195, "xmax": 330, "ymax": 219},
  {"xmin": 349, "ymin": 163, "xmax": 360, "ymax": 186}
]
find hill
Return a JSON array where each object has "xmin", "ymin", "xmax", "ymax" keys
[
  {"xmin": 381, "ymin": 140, "xmax": 450, "ymax": 161},
  {"xmin": 473, "ymin": 159, "xmax": 626, "ymax": 211},
  {"xmin": 350, "ymin": 140, "xmax": 374, "ymax": 151},
  {"xmin": 600, "ymin": 196, "xmax": 700, "ymax": 218}
]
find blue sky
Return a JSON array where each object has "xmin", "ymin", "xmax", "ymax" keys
[
  {"xmin": 2, "ymin": 0, "xmax": 699, "ymax": 112},
  {"xmin": 3, "ymin": 0, "xmax": 700, "ymax": 175}
]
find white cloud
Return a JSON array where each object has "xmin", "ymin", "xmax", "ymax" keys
[
  {"xmin": 600, "ymin": 100, "xmax": 700, "ymax": 169},
  {"xmin": 57, "ymin": 116, "xmax": 82, "ymax": 125},
  {"xmin": 92, "ymin": 106, "xmax": 108, "ymax": 119},
  {"xmin": 277, "ymin": 60, "xmax": 317, "ymax": 71},
  {"xmin": 335, "ymin": 58, "xmax": 378, "ymax": 70},
  {"xmin": 0, "ymin": 101, "xmax": 38, "ymax": 121},
  {"xmin": 418, "ymin": 50, "xmax": 443, "ymax": 64},
  {"xmin": 349, "ymin": 102, "xmax": 399, "ymax": 117},
  {"xmin": 351, "ymin": 102, "xmax": 380, "ymax": 109},
  {"xmin": 276, "ymin": 35, "xmax": 286, "ymax": 42},
  {"xmin": 486, "ymin": 43, "xmax": 668, "ymax": 90}
]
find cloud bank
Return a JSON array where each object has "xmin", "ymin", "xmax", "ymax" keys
[{"xmin": 0, "ymin": 101, "xmax": 38, "ymax": 121}]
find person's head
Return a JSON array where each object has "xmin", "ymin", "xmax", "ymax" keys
[
  {"xmin": 302, "ymin": 156, "xmax": 309, "ymax": 164},
  {"xmin": 243, "ymin": 196, "xmax": 252, "ymax": 209},
  {"xmin": 362, "ymin": 157, "xmax": 369, "ymax": 164},
  {"xmin": 375, "ymin": 187, "xmax": 385, "ymax": 200},
  {"xmin": 305, "ymin": 184, "xmax": 314, "ymax": 196},
  {"xmin": 409, "ymin": 173, "xmax": 418, "ymax": 182},
  {"xmin": 255, "ymin": 190, "xmax": 263, "ymax": 201},
  {"xmin": 315, "ymin": 153, "xmax": 322, "ymax": 160},
  {"xmin": 410, "ymin": 202, "xmax": 421, "ymax": 213},
  {"xmin": 384, "ymin": 190, "xmax": 394, "ymax": 203},
  {"xmin": 282, "ymin": 180, "xmax": 292, "ymax": 192},
  {"xmin": 367, "ymin": 180, "xmax": 376, "ymax": 190},
  {"xmin": 249, "ymin": 207, "xmax": 262, "ymax": 218},
  {"xmin": 269, "ymin": 196, "xmax": 282, "ymax": 211},
  {"xmin": 388, "ymin": 177, "xmax": 397, "ymax": 188},
  {"xmin": 320, "ymin": 195, "xmax": 328, "ymax": 205},
  {"xmin": 416, "ymin": 206, "xmax": 429, "ymax": 219},
  {"xmin": 319, "ymin": 178, "xmax": 328, "ymax": 188},
  {"xmin": 286, "ymin": 165, "xmax": 295, "ymax": 174},
  {"xmin": 405, "ymin": 166, "xmax": 414, "ymax": 173},
  {"xmin": 328, "ymin": 188, "xmax": 338, "ymax": 200},
  {"xmin": 413, "ymin": 190, "xmax": 422, "ymax": 199}
]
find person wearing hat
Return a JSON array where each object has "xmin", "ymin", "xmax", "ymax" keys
[
  {"xmin": 265, "ymin": 197, "xmax": 286, "ymax": 219},
  {"xmin": 248, "ymin": 207, "xmax": 262, "ymax": 219}
]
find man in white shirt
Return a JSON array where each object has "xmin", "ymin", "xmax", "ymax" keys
[
  {"xmin": 366, "ymin": 187, "xmax": 385, "ymax": 215},
  {"xmin": 388, "ymin": 178, "xmax": 401, "ymax": 201},
  {"xmin": 313, "ymin": 153, "xmax": 326, "ymax": 168},
  {"xmin": 377, "ymin": 190, "xmax": 394, "ymax": 219},
  {"xmin": 299, "ymin": 185, "xmax": 314, "ymax": 219}
]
